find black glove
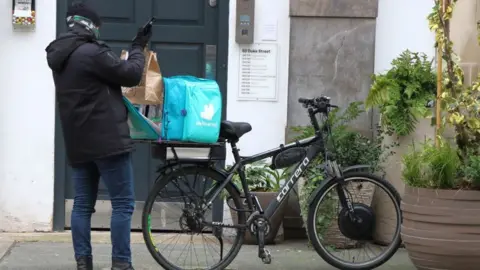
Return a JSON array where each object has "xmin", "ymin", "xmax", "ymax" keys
[{"xmin": 132, "ymin": 26, "xmax": 152, "ymax": 48}]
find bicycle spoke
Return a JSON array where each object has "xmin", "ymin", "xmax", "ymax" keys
[
  {"xmin": 143, "ymin": 167, "xmax": 246, "ymax": 270},
  {"xmin": 307, "ymin": 173, "xmax": 402, "ymax": 269}
]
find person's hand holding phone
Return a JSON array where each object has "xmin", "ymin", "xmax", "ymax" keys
[{"xmin": 132, "ymin": 18, "xmax": 155, "ymax": 49}]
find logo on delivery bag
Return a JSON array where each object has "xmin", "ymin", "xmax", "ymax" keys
[
  {"xmin": 196, "ymin": 104, "xmax": 217, "ymax": 127},
  {"xmin": 200, "ymin": 104, "xmax": 215, "ymax": 120}
]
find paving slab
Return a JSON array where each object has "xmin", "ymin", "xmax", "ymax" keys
[
  {"xmin": 0, "ymin": 236, "xmax": 14, "ymax": 263},
  {"xmin": 0, "ymin": 240, "xmax": 414, "ymax": 270}
]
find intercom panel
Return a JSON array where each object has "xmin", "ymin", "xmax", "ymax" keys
[{"xmin": 235, "ymin": 0, "xmax": 255, "ymax": 44}]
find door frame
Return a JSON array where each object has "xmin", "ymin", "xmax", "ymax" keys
[{"xmin": 53, "ymin": 0, "xmax": 230, "ymax": 231}]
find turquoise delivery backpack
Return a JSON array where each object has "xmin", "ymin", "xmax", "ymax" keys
[
  {"xmin": 162, "ymin": 76, "xmax": 222, "ymax": 143},
  {"xmin": 161, "ymin": 76, "xmax": 187, "ymax": 140},
  {"xmin": 123, "ymin": 97, "xmax": 161, "ymax": 140}
]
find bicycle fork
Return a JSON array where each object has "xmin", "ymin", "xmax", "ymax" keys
[{"xmin": 327, "ymin": 161, "xmax": 358, "ymax": 221}]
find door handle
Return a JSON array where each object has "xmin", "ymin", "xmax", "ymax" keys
[{"xmin": 209, "ymin": 0, "xmax": 217, "ymax": 7}]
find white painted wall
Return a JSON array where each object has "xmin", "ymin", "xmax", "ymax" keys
[
  {"xmin": 225, "ymin": 0, "xmax": 290, "ymax": 164},
  {"xmin": 0, "ymin": 1, "xmax": 57, "ymax": 231},
  {"xmin": 371, "ymin": 0, "xmax": 436, "ymax": 240},
  {"xmin": 0, "ymin": 0, "xmax": 290, "ymax": 232},
  {"xmin": 0, "ymin": 0, "xmax": 433, "ymax": 231},
  {"xmin": 374, "ymin": 0, "xmax": 435, "ymax": 73}
]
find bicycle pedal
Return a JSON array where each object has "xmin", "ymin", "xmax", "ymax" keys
[{"xmin": 260, "ymin": 248, "xmax": 272, "ymax": 264}]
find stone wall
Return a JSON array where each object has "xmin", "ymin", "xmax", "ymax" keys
[
  {"xmin": 287, "ymin": 0, "xmax": 379, "ymax": 139},
  {"xmin": 283, "ymin": 0, "xmax": 379, "ymax": 239},
  {"xmin": 451, "ymin": 0, "xmax": 480, "ymax": 86}
]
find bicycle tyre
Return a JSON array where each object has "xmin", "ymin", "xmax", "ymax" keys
[
  {"xmin": 142, "ymin": 166, "xmax": 247, "ymax": 270},
  {"xmin": 307, "ymin": 172, "xmax": 402, "ymax": 270}
]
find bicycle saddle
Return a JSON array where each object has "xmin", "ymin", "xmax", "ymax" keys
[{"xmin": 220, "ymin": 121, "xmax": 252, "ymax": 141}]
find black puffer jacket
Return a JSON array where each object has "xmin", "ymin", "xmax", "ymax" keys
[{"xmin": 46, "ymin": 26, "xmax": 145, "ymax": 165}]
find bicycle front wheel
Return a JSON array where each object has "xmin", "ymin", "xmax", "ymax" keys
[
  {"xmin": 142, "ymin": 166, "xmax": 247, "ymax": 270},
  {"xmin": 307, "ymin": 172, "xmax": 402, "ymax": 270}
]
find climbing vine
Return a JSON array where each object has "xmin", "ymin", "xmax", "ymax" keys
[{"xmin": 428, "ymin": 0, "xmax": 480, "ymax": 161}]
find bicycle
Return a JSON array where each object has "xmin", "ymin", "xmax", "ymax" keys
[{"xmin": 142, "ymin": 96, "xmax": 402, "ymax": 270}]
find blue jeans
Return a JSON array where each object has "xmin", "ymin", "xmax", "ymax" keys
[{"xmin": 71, "ymin": 152, "xmax": 135, "ymax": 263}]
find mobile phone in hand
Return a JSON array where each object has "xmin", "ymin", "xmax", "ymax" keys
[
  {"xmin": 132, "ymin": 17, "xmax": 156, "ymax": 41},
  {"xmin": 142, "ymin": 17, "xmax": 156, "ymax": 35}
]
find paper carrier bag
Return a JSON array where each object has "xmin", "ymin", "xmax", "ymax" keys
[
  {"xmin": 120, "ymin": 49, "xmax": 164, "ymax": 105},
  {"xmin": 123, "ymin": 96, "xmax": 161, "ymax": 140}
]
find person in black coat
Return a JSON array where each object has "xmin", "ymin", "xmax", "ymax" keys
[{"xmin": 45, "ymin": 1, "xmax": 151, "ymax": 270}]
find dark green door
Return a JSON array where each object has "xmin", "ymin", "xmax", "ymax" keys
[{"xmin": 54, "ymin": 0, "xmax": 228, "ymax": 231}]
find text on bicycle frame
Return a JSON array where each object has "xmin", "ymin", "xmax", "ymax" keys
[{"xmin": 276, "ymin": 157, "xmax": 310, "ymax": 203}]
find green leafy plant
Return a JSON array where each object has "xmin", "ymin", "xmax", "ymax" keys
[
  {"xmin": 291, "ymin": 101, "xmax": 364, "ymax": 141},
  {"xmin": 298, "ymin": 173, "xmax": 329, "ymax": 241},
  {"xmin": 400, "ymin": 0, "xmax": 480, "ymax": 191},
  {"xmin": 402, "ymin": 138, "xmax": 480, "ymax": 190},
  {"xmin": 463, "ymin": 153, "xmax": 480, "ymax": 187},
  {"xmin": 291, "ymin": 101, "xmax": 397, "ymax": 242},
  {"xmin": 365, "ymin": 50, "xmax": 436, "ymax": 136},
  {"xmin": 291, "ymin": 102, "xmax": 366, "ymax": 176},
  {"xmin": 229, "ymin": 160, "xmax": 289, "ymax": 193},
  {"xmin": 290, "ymin": 101, "xmax": 396, "ymax": 174},
  {"xmin": 402, "ymin": 139, "xmax": 460, "ymax": 189}
]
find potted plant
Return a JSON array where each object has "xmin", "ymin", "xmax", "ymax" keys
[
  {"xmin": 401, "ymin": 139, "xmax": 480, "ymax": 268},
  {"xmin": 365, "ymin": 50, "xmax": 437, "ymax": 137},
  {"xmin": 227, "ymin": 161, "xmax": 290, "ymax": 245},
  {"xmin": 400, "ymin": 1, "xmax": 480, "ymax": 268},
  {"xmin": 364, "ymin": 49, "xmax": 437, "ymax": 188},
  {"xmin": 292, "ymin": 102, "xmax": 395, "ymax": 248},
  {"xmin": 364, "ymin": 49, "xmax": 438, "ymax": 243}
]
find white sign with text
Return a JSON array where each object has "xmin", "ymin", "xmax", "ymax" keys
[{"xmin": 237, "ymin": 43, "xmax": 278, "ymax": 101}]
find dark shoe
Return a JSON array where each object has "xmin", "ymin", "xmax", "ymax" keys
[
  {"xmin": 112, "ymin": 260, "xmax": 135, "ymax": 270},
  {"xmin": 76, "ymin": 256, "xmax": 93, "ymax": 270}
]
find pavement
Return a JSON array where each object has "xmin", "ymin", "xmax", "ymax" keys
[{"xmin": 0, "ymin": 232, "xmax": 415, "ymax": 270}]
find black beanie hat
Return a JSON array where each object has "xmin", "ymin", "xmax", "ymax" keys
[{"xmin": 66, "ymin": 0, "xmax": 102, "ymax": 27}]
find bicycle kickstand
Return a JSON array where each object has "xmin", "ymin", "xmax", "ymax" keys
[{"xmin": 256, "ymin": 221, "xmax": 272, "ymax": 264}]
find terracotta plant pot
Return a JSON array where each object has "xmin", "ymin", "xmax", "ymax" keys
[
  {"xmin": 401, "ymin": 186, "xmax": 480, "ymax": 270},
  {"xmin": 230, "ymin": 192, "xmax": 288, "ymax": 245}
]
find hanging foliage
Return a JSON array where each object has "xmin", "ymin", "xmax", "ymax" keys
[
  {"xmin": 428, "ymin": 0, "xmax": 480, "ymax": 162},
  {"xmin": 365, "ymin": 50, "xmax": 436, "ymax": 137}
]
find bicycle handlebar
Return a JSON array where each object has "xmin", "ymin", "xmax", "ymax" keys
[
  {"xmin": 298, "ymin": 96, "xmax": 338, "ymax": 133},
  {"xmin": 298, "ymin": 96, "xmax": 338, "ymax": 110}
]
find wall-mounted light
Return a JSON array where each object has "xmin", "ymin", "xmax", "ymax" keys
[{"xmin": 12, "ymin": 0, "xmax": 36, "ymax": 31}]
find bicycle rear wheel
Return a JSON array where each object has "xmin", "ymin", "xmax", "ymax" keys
[
  {"xmin": 142, "ymin": 166, "xmax": 246, "ymax": 270},
  {"xmin": 307, "ymin": 172, "xmax": 402, "ymax": 270}
]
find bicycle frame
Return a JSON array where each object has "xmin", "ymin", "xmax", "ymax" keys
[
  {"xmin": 244, "ymin": 136, "xmax": 324, "ymax": 218},
  {"xmin": 143, "ymin": 96, "xmax": 401, "ymax": 270},
  {"xmin": 204, "ymin": 107, "xmax": 330, "ymax": 222}
]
